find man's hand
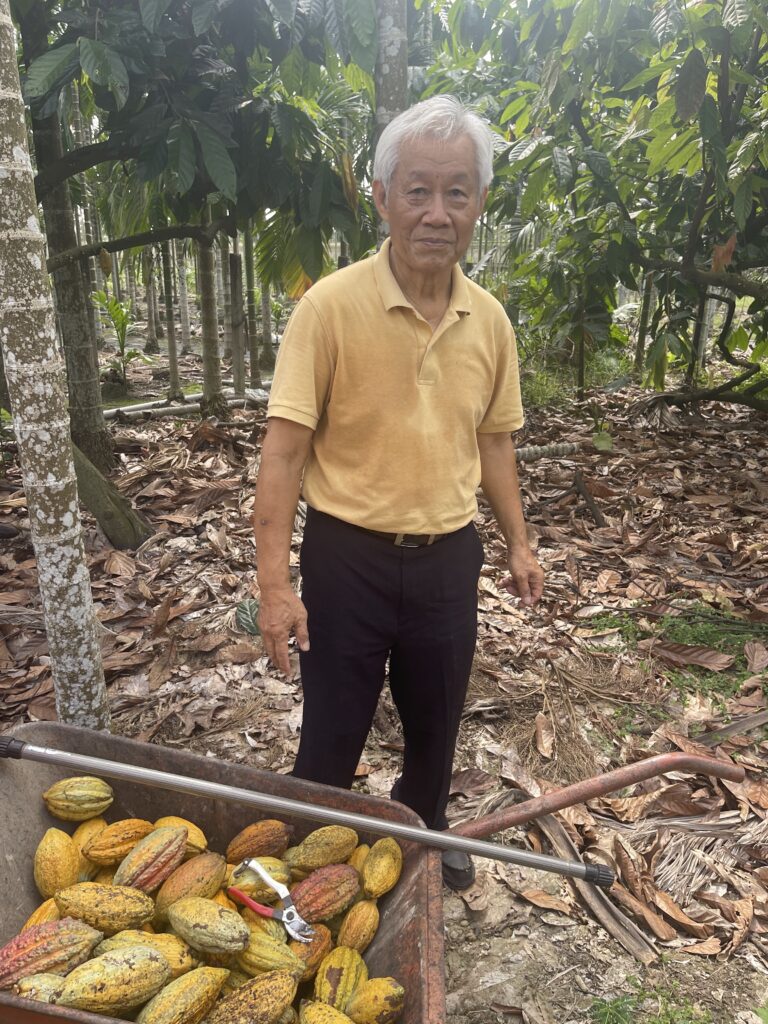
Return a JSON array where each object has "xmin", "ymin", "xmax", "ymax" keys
[
  {"xmin": 501, "ymin": 545, "xmax": 544, "ymax": 608},
  {"xmin": 258, "ymin": 585, "xmax": 310, "ymax": 676}
]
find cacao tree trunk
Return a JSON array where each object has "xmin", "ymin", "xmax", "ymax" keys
[
  {"xmin": 0, "ymin": 0, "xmax": 110, "ymax": 727},
  {"xmin": 633, "ymin": 270, "xmax": 654, "ymax": 374},
  {"xmin": 161, "ymin": 241, "xmax": 182, "ymax": 400},
  {"xmin": 198, "ymin": 233, "xmax": 228, "ymax": 418},
  {"xmin": 0, "ymin": 337, "xmax": 10, "ymax": 412}
]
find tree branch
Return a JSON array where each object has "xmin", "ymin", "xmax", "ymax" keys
[
  {"xmin": 46, "ymin": 222, "xmax": 229, "ymax": 272},
  {"xmin": 637, "ymin": 255, "xmax": 768, "ymax": 304},
  {"xmin": 34, "ymin": 137, "xmax": 141, "ymax": 201}
]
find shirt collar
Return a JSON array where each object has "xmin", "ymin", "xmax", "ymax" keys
[{"xmin": 373, "ymin": 237, "xmax": 472, "ymax": 315}]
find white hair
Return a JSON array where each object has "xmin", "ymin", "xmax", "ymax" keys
[{"xmin": 373, "ymin": 95, "xmax": 494, "ymax": 195}]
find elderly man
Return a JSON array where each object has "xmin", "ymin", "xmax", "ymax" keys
[{"xmin": 252, "ymin": 96, "xmax": 543, "ymax": 890}]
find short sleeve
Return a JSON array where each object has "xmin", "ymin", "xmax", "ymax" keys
[
  {"xmin": 477, "ymin": 323, "xmax": 525, "ymax": 433},
  {"xmin": 267, "ymin": 297, "xmax": 335, "ymax": 430}
]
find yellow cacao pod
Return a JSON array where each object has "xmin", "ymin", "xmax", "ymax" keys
[
  {"xmin": 299, "ymin": 1003, "xmax": 354, "ymax": 1024},
  {"xmin": 72, "ymin": 816, "xmax": 107, "ymax": 881},
  {"xmin": 13, "ymin": 972, "xmax": 66, "ymax": 1003},
  {"xmin": 95, "ymin": 930, "xmax": 196, "ymax": 978},
  {"xmin": 212, "ymin": 888, "xmax": 237, "ymax": 911},
  {"xmin": 154, "ymin": 816, "xmax": 208, "ymax": 857},
  {"xmin": 205, "ymin": 969, "xmax": 298, "ymax": 1024},
  {"xmin": 230, "ymin": 857, "xmax": 290, "ymax": 903},
  {"xmin": 42, "ymin": 776, "xmax": 113, "ymax": 821},
  {"xmin": 113, "ymin": 826, "xmax": 188, "ymax": 892},
  {"xmin": 58, "ymin": 945, "xmax": 171, "ymax": 1014},
  {"xmin": 346, "ymin": 845, "xmax": 370, "ymax": 874},
  {"xmin": 287, "ymin": 827, "xmax": 358, "ymax": 873},
  {"xmin": 136, "ymin": 965, "xmax": 229, "ymax": 1024},
  {"xmin": 278, "ymin": 1007, "xmax": 299, "ymax": 1024},
  {"xmin": 154, "ymin": 851, "xmax": 227, "ymax": 923},
  {"xmin": 345, "ymin": 977, "xmax": 406, "ymax": 1024},
  {"xmin": 237, "ymin": 929, "xmax": 304, "ymax": 979},
  {"xmin": 314, "ymin": 947, "xmax": 368, "ymax": 1013},
  {"xmin": 226, "ymin": 820, "xmax": 292, "ymax": 863},
  {"xmin": 54, "ymin": 882, "xmax": 155, "ymax": 934},
  {"xmin": 288, "ymin": 923, "xmax": 333, "ymax": 982},
  {"xmin": 93, "ymin": 866, "xmax": 115, "ymax": 884},
  {"xmin": 242, "ymin": 910, "xmax": 287, "ymax": 945},
  {"xmin": 361, "ymin": 839, "xmax": 402, "ymax": 899},
  {"xmin": 22, "ymin": 898, "xmax": 60, "ymax": 932},
  {"xmin": 168, "ymin": 896, "xmax": 250, "ymax": 955},
  {"xmin": 336, "ymin": 901, "xmax": 379, "ymax": 954},
  {"xmin": 222, "ymin": 967, "xmax": 251, "ymax": 994},
  {"xmin": 82, "ymin": 818, "xmax": 155, "ymax": 865},
  {"xmin": 0, "ymin": 918, "xmax": 102, "ymax": 988},
  {"xmin": 33, "ymin": 828, "xmax": 80, "ymax": 898}
]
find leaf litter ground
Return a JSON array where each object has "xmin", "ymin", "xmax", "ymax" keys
[{"xmin": 1, "ymin": 364, "xmax": 768, "ymax": 1023}]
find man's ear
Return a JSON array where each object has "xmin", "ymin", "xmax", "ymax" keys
[{"xmin": 372, "ymin": 180, "xmax": 389, "ymax": 222}]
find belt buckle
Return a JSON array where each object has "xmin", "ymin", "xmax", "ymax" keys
[{"xmin": 394, "ymin": 533, "xmax": 420, "ymax": 548}]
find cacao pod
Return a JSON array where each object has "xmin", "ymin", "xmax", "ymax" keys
[
  {"xmin": 55, "ymin": 882, "xmax": 155, "ymax": 934},
  {"xmin": 154, "ymin": 851, "xmax": 227, "ymax": 923},
  {"xmin": 288, "ymin": 923, "xmax": 333, "ymax": 982},
  {"xmin": 205, "ymin": 969, "xmax": 298, "ymax": 1024},
  {"xmin": 230, "ymin": 857, "xmax": 290, "ymax": 903},
  {"xmin": 291, "ymin": 865, "xmax": 360, "ymax": 923},
  {"xmin": 314, "ymin": 947, "xmax": 368, "ymax": 1013},
  {"xmin": 113, "ymin": 826, "xmax": 188, "ymax": 892},
  {"xmin": 33, "ymin": 828, "xmax": 80, "ymax": 899},
  {"xmin": 226, "ymin": 820, "xmax": 292, "ymax": 863},
  {"xmin": 57, "ymin": 945, "xmax": 171, "ymax": 1014},
  {"xmin": 42, "ymin": 776, "xmax": 113, "ymax": 821},
  {"xmin": 336, "ymin": 901, "xmax": 379, "ymax": 955},
  {"xmin": 21, "ymin": 898, "xmax": 60, "ymax": 932},
  {"xmin": 93, "ymin": 867, "xmax": 115, "ymax": 884},
  {"xmin": 346, "ymin": 846, "xmax": 370, "ymax": 874},
  {"xmin": 0, "ymin": 918, "xmax": 102, "ymax": 988},
  {"xmin": 95, "ymin": 930, "xmax": 196, "ymax": 978},
  {"xmin": 136, "ymin": 965, "xmax": 229, "ymax": 1024},
  {"xmin": 168, "ymin": 896, "xmax": 250, "ymax": 955},
  {"xmin": 71, "ymin": 816, "xmax": 107, "ymax": 881},
  {"xmin": 154, "ymin": 816, "xmax": 208, "ymax": 857},
  {"xmin": 287, "ymin": 827, "xmax": 358, "ymax": 873},
  {"xmin": 82, "ymin": 817, "xmax": 154, "ymax": 865},
  {"xmin": 236, "ymin": 929, "xmax": 304, "ymax": 979},
  {"xmin": 361, "ymin": 839, "xmax": 402, "ymax": 899},
  {"xmin": 242, "ymin": 910, "xmax": 287, "ymax": 945},
  {"xmin": 222, "ymin": 967, "xmax": 252, "ymax": 994},
  {"xmin": 299, "ymin": 1001, "xmax": 355, "ymax": 1023},
  {"xmin": 345, "ymin": 977, "xmax": 406, "ymax": 1024},
  {"xmin": 212, "ymin": 888, "xmax": 238, "ymax": 911},
  {"xmin": 278, "ymin": 1007, "xmax": 299, "ymax": 1024},
  {"xmin": 13, "ymin": 972, "xmax": 66, "ymax": 1004}
]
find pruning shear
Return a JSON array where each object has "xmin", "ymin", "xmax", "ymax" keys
[{"xmin": 228, "ymin": 858, "xmax": 315, "ymax": 943}]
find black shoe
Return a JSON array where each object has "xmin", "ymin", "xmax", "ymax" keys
[{"xmin": 441, "ymin": 849, "xmax": 476, "ymax": 891}]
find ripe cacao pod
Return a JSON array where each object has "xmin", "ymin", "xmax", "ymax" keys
[
  {"xmin": 336, "ymin": 900, "xmax": 379, "ymax": 954},
  {"xmin": 42, "ymin": 776, "xmax": 113, "ymax": 821},
  {"xmin": 230, "ymin": 857, "xmax": 290, "ymax": 903},
  {"xmin": 361, "ymin": 839, "xmax": 402, "ymax": 899},
  {"xmin": 13, "ymin": 972, "xmax": 66, "ymax": 1004},
  {"xmin": 154, "ymin": 815, "xmax": 207, "ymax": 857},
  {"xmin": 57, "ymin": 944, "xmax": 171, "ymax": 1014},
  {"xmin": 136, "ymin": 965, "xmax": 229, "ymax": 1024},
  {"xmin": 95, "ymin": 930, "xmax": 196, "ymax": 978},
  {"xmin": 314, "ymin": 946, "xmax": 368, "ymax": 1013},
  {"xmin": 82, "ymin": 817, "xmax": 155, "ymax": 865},
  {"xmin": 236, "ymin": 929, "xmax": 304, "ymax": 979},
  {"xmin": 113, "ymin": 825, "xmax": 188, "ymax": 892},
  {"xmin": 300, "ymin": 1001, "xmax": 355, "ymax": 1023},
  {"xmin": 0, "ymin": 918, "xmax": 102, "ymax": 988},
  {"xmin": 21, "ymin": 898, "xmax": 60, "ymax": 932},
  {"xmin": 291, "ymin": 865, "xmax": 360, "ymax": 923},
  {"xmin": 168, "ymin": 896, "xmax": 250, "ymax": 955},
  {"xmin": 226, "ymin": 820, "xmax": 292, "ymax": 863},
  {"xmin": 54, "ymin": 882, "xmax": 155, "ymax": 934},
  {"xmin": 345, "ymin": 977, "xmax": 406, "ymax": 1024},
  {"xmin": 212, "ymin": 888, "xmax": 238, "ymax": 911},
  {"xmin": 242, "ymin": 910, "xmax": 287, "ymax": 945},
  {"xmin": 346, "ymin": 845, "xmax": 370, "ymax": 874},
  {"xmin": 154, "ymin": 851, "xmax": 227, "ymax": 923},
  {"xmin": 286, "ymin": 827, "xmax": 358, "ymax": 873},
  {"xmin": 288, "ymin": 923, "xmax": 333, "ymax": 982},
  {"xmin": 33, "ymin": 828, "xmax": 80, "ymax": 898},
  {"xmin": 205, "ymin": 969, "xmax": 298, "ymax": 1024},
  {"xmin": 71, "ymin": 816, "xmax": 107, "ymax": 881}
]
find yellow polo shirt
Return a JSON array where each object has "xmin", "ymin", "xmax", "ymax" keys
[{"xmin": 267, "ymin": 239, "xmax": 524, "ymax": 534}]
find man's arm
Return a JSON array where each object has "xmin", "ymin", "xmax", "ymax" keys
[
  {"xmin": 477, "ymin": 431, "xmax": 544, "ymax": 607},
  {"xmin": 253, "ymin": 417, "xmax": 315, "ymax": 673}
]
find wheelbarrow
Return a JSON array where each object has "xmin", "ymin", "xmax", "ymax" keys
[{"xmin": 0, "ymin": 722, "xmax": 744, "ymax": 1024}]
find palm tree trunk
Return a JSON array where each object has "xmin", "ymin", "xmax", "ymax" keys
[
  {"xmin": 144, "ymin": 247, "xmax": 159, "ymax": 353},
  {"xmin": 220, "ymin": 233, "xmax": 232, "ymax": 359},
  {"xmin": 243, "ymin": 221, "xmax": 260, "ymax": 385},
  {"xmin": 176, "ymin": 240, "xmax": 192, "ymax": 355},
  {"xmin": 0, "ymin": 0, "xmax": 110, "ymax": 727},
  {"xmin": 127, "ymin": 254, "xmax": 138, "ymax": 312},
  {"xmin": 198, "ymin": 233, "xmax": 228, "ymax": 418},
  {"xmin": 375, "ymin": 0, "xmax": 408, "ymax": 242},
  {"xmin": 0, "ymin": 337, "xmax": 10, "ymax": 413},
  {"xmin": 161, "ymin": 241, "xmax": 182, "ymax": 400},
  {"xmin": 229, "ymin": 251, "xmax": 246, "ymax": 396},
  {"xmin": 259, "ymin": 275, "xmax": 275, "ymax": 372},
  {"xmin": 633, "ymin": 271, "xmax": 654, "ymax": 374}
]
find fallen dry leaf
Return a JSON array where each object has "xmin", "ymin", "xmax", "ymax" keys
[
  {"xmin": 637, "ymin": 639, "xmax": 736, "ymax": 671},
  {"xmin": 535, "ymin": 712, "xmax": 555, "ymax": 758},
  {"xmin": 519, "ymin": 889, "xmax": 572, "ymax": 915},
  {"xmin": 745, "ymin": 641, "xmax": 768, "ymax": 673},
  {"xmin": 680, "ymin": 936, "xmax": 722, "ymax": 955}
]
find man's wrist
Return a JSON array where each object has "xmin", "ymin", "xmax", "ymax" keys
[{"xmin": 257, "ymin": 575, "xmax": 293, "ymax": 593}]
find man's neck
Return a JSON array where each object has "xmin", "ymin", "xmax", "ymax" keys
[{"xmin": 388, "ymin": 248, "xmax": 453, "ymax": 322}]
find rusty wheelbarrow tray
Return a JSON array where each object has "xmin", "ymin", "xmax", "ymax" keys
[{"xmin": 0, "ymin": 722, "xmax": 744, "ymax": 1024}]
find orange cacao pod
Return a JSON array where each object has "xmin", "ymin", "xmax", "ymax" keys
[
  {"xmin": 113, "ymin": 826, "xmax": 188, "ymax": 892},
  {"xmin": 82, "ymin": 818, "xmax": 154, "ymax": 865},
  {"xmin": 226, "ymin": 819, "xmax": 292, "ymax": 863},
  {"xmin": 0, "ymin": 918, "xmax": 102, "ymax": 989},
  {"xmin": 154, "ymin": 851, "xmax": 227, "ymax": 923},
  {"xmin": 291, "ymin": 865, "xmax": 360, "ymax": 923}
]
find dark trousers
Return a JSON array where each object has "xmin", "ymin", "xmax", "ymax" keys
[{"xmin": 293, "ymin": 507, "xmax": 484, "ymax": 829}]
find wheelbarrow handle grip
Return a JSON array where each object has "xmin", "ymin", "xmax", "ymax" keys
[
  {"xmin": 584, "ymin": 864, "xmax": 615, "ymax": 887},
  {"xmin": 0, "ymin": 737, "xmax": 24, "ymax": 759}
]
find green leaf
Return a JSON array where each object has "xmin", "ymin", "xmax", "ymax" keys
[
  {"xmin": 620, "ymin": 57, "xmax": 680, "ymax": 92},
  {"xmin": 698, "ymin": 94, "xmax": 721, "ymax": 142},
  {"xmin": 193, "ymin": 121, "xmax": 237, "ymax": 201},
  {"xmin": 592, "ymin": 431, "xmax": 613, "ymax": 452},
  {"xmin": 345, "ymin": 0, "xmax": 375, "ymax": 46},
  {"xmin": 674, "ymin": 48, "xmax": 708, "ymax": 122},
  {"xmin": 651, "ymin": 1, "xmax": 684, "ymax": 44},
  {"xmin": 236, "ymin": 599, "xmax": 261, "ymax": 636},
  {"xmin": 78, "ymin": 38, "xmax": 129, "ymax": 109},
  {"xmin": 308, "ymin": 163, "xmax": 333, "ymax": 226},
  {"xmin": 23, "ymin": 43, "xmax": 79, "ymax": 103},
  {"xmin": 139, "ymin": 0, "xmax": 173, "ymax": 33},
  {"xmin": 584, "ymin": 148, "xmax": 611, "ymax": 179},
  {"xmin": 508, "ymin": 136, "xmax": 547, "ymax": 164},
  {"xmin": 722, "ymin": 0, "xmax": 750, "ymax": 28},
  {"xmin": 563, "ymin": 0, "xmax": 598, "ymax": 55},
  {"xmin": 265, "ymin": 0, "xmax": 297, "ymax": 24},
  {"xmin": 733, "ymin": 178, "xmax": 752, "ymax": 230},
  {"xmin": 167, "ymin": 122, "xmax": 196, "ymax": 195},
  {"xmin": 191, "ymin": 0, "xmax": 219, "ymax": 35},
  {"xmin": 552, "ymin": 147, "xmax": 574, "ymax": 188},
  {"xmin": 753, "ymin": 1008, "xmax": 768, "ymax": 1024}
]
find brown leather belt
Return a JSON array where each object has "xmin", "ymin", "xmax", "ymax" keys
[{"xmin": 311, "ymin": 509, "xmax": 449, "ymax": 548}]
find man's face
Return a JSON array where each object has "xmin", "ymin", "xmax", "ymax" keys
[{"xmin": 373, "ymin": 134, "xmax": 487, "ymax": 280}]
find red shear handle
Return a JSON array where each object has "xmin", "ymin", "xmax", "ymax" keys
[{"xmin": 228, "ymin": 886, "xmax": 279, "ymax": 919}]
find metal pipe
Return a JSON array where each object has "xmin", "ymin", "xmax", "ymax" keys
[
  {"xmin": 0, "ymin": 739, "xmax": 614, "ymax": 886},
  {"xmin": 454, "ymin": 753, "xmax": 745, "ymax": 839}
]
